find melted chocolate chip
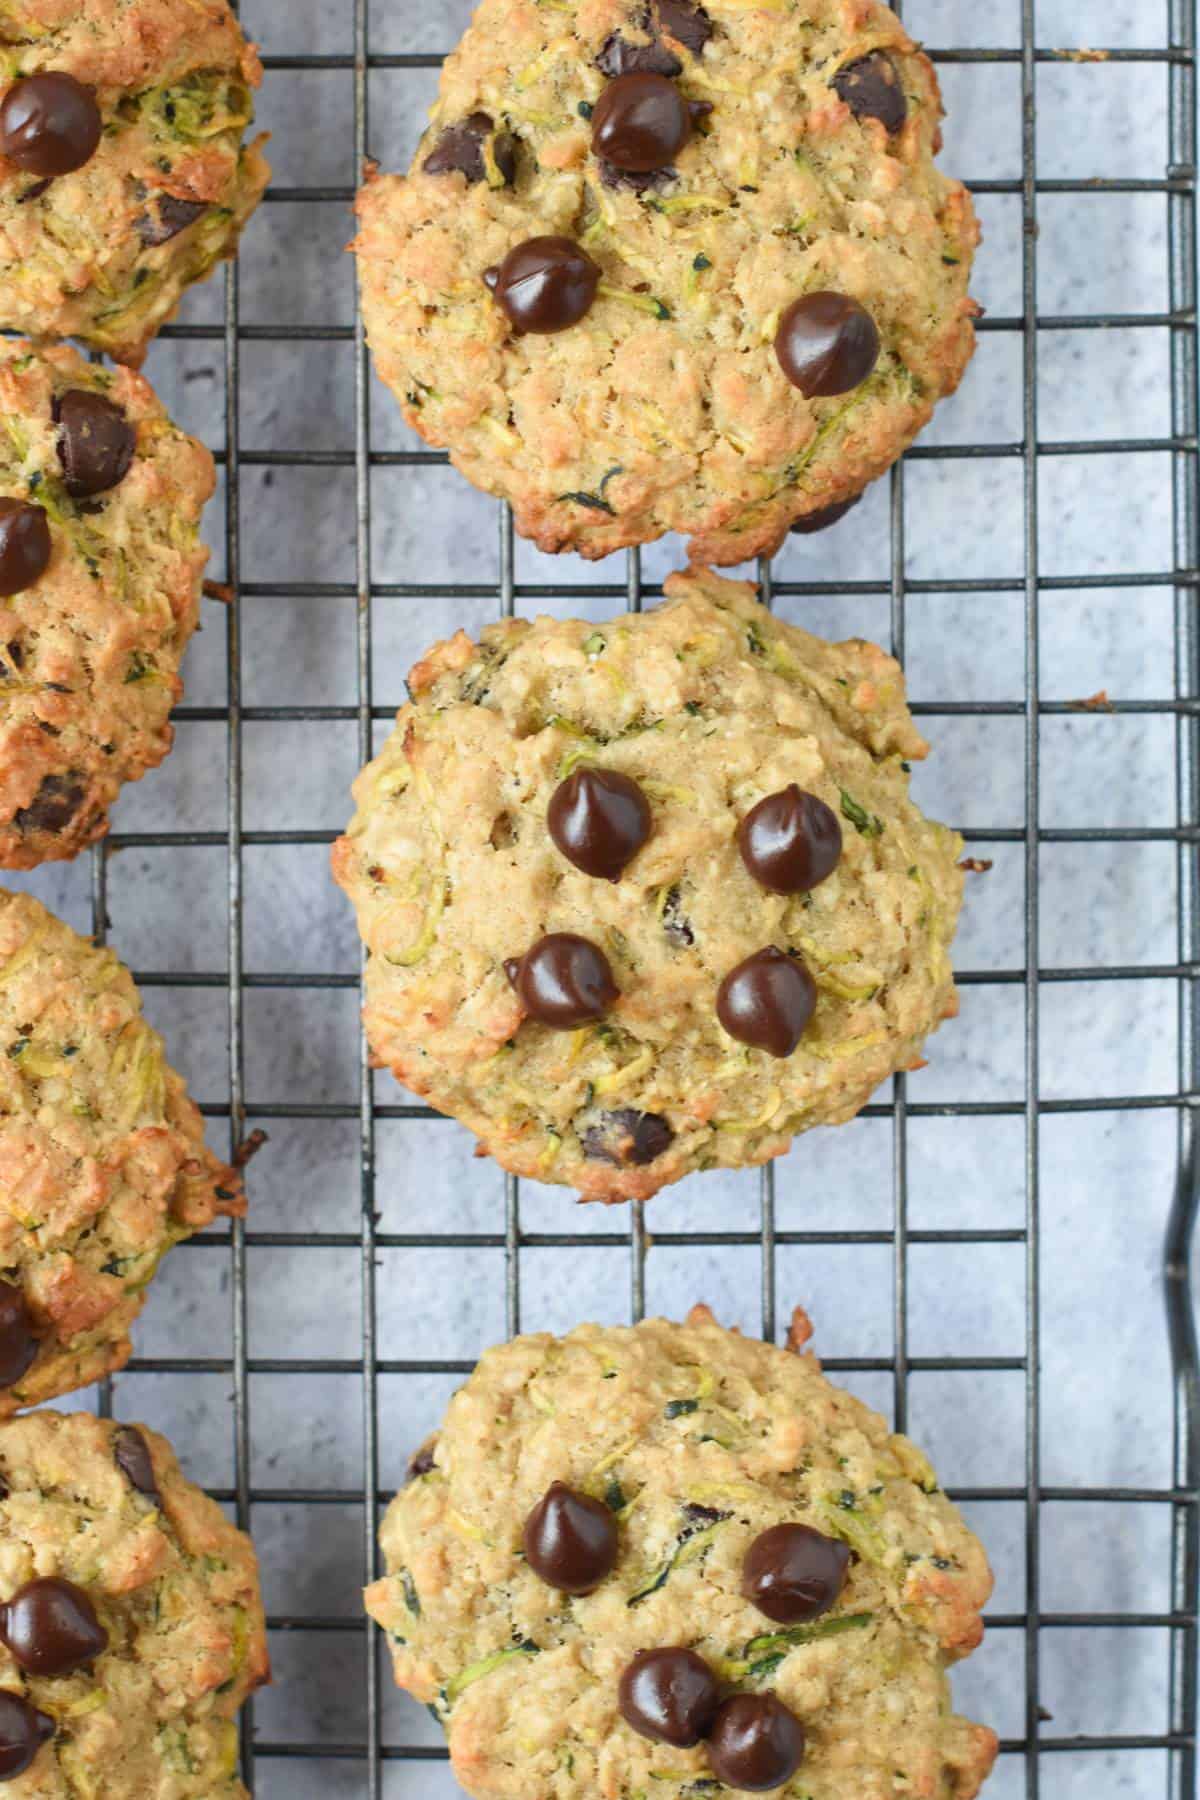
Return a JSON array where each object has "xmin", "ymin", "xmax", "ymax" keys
[
  {"xmin": 523, "ymin": 1482, "xmax": 618, "ymax": 1593},
  {"xmin": 406, "ymin": 1441, "xmax": 437, "ymax": 1482},
  {"xmin": 0, "ymin": 1285, "xmax": 35, "ymax": 1390},
  {"xmin": 592, "ymin": 73, "xmax": 694, "ymax": 173},
  {"xmin": 597, "ymin": 0, "xmax": 711, "ymax": 77},
  {"xmin": 14, "ymin": 774, "xmax": 84, "ymax": 837},
  {"xmin": 790, "ymin": 492, "xmax": 863, "ymax": 534},
  {"xmin": 134, "ymin": 192, "xmax": 209, "ymax": 247},
  {"xmin": 113, "ymin": 1427, "xmax": 161, "ymax": 1505},
  {"xmin": 657, "ymin": 0, "xmax": 713, "ymax": 55},
  {"xmin": 833, "ymin": 51, "xmax": 907, "ymax": 134},
  {"xmin": 581, "ymin": 1108, "xmax": 674, "ymax": 1167},
  {"xmin": 0, "ymin": 498, "xmax": 50, "ymax": 597},
  {"xmin": 741, "ymin": 1523, "xmax": 850, "ymax": 1624},
  {"xmin": 0, "ymin": 74, "xmax": 101, "ymax": 178},
  {"xmin": 423, "ymin": 111, "xmax": 517, "ymax": 186},
  {"xmin": 774, "ymin": 292, "xmax": 880, "ymax": 399},
  {"xmin": 548, "ymin": 767, "xmax": 651, "ymax": 880},
  {"xmin": 486, "ymin": 236, "xmax": 600, "ymax": 335},
  {"xmin": 0, "ymin": 1578, "xmax": 107, "ymax": 1677},
  {"xmin": 706, "ymin": 1693, "xmax": 807, "ymax": 1792},
  {"xmin": 54, "ymin": 390, "xmax": 136, "ymax": 498},
  {"xmin": 0, "ymin": 1691, "xmax": 54, "ymax": 1780},
  {"xmin": 510, "ymin": 933, "xmax": 618, "ymax": 1028},
  {"xmin": 618, "ymin": 1647, "xmax": 720, "ymax": 1746},
  {"xmin": 716, "ymin": 948, "xmax": 816, "ymax": 1058},
  {"xmin": 738, "ymin": 786, "xmax": 842, "ymax": 895}
]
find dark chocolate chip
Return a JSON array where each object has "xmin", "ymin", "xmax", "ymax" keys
[
  {"xmin": 774, "ymin": 292, "xmax": 880, "ymax": 398},
  {"xmin": 523, "ymin": 1482, "xmax": 618, "ymax": 1594},
  {"xmin": 592, "ymin": 72, "xmax": 694, "ymax": 173},
  {"xmin": 54, "ymin": 390, "xmax": 136, "ymax": 498},
  {"xmin": 0, "ymin": 74, "xmax": 101, "ymax": 178},
  {"xmin": 706, "ymin": 1693, "xmax": 807, "ymax": 1792},
  {"xmin": 618, "ymin": 1647, "xmax": 720, "ymax": 1746},
  {"xmin": 737, "ymin": 785, "xmax": 842, "ymax": 895},
  {"xmin": 741, "ymin": 1522, "xmax": 850, "ymax": 1624},
  {"xmin": 716, "ymin": 947, "xmax": 817, "ymax": 1058},
  {"xmin": 113, "ymin": 1426, "xmax": 161, "ymax": 1505},
  {"xmin": 548, "ymin": 767, "xmax": 652, "ymax": 880},
  {"xmin": 486, "ymin": 236, "xmax": 600, "ymax": 335},
  {"xmin": 832, "ymin": 51, "xmax": 907, "ymax": 134},
  {"xmin": 0, "ymin": 1691, "xmax": 54, "ymax": 1780},
  {"xmin": 0, "ymin": 498, "xmax": 50, "ymax": 597},
  {"xmin": 510, "ymin": 933, "xmax": 618, "ymax": 1028},
  {"xmin": 581, "ymin": 1108, "xmax": 674, "ymax": 1167},
  {"xmin": 656, "ymin": 0, "xmax": 713, "ymax": 56},
  {"xmin": 0, "ymin": 1285, "xmax": 35, "ymax": 1390},
  {"xmin": 14, "ymin": 774, "xmax": 84, "ymax": 837},
  {"xmin": 0, "ymin": 1578, "xmax": 108, "ymax": 1677},
  {"xmin": 134, "ymin": 192, "xmax": 209, "ymax": 247},
  {"xmin": 596, "ymin": 28, "xmax": 682, "ymax": 80},
  {"xmin": 423, "ymin": 111, "xmax": 517, "ymax": 186},
  {"xmin": 790, "ymin": 492, "xmax": 863, "ymax": 535},
  {"xmin": 406, "ymin": 1441, "xmax": 437, "ymax": 1482}
]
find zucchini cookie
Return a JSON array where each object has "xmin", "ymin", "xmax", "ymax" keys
[
  {"xmin": 332, "ymin": 566, "xmax": 963, "ymax": 1204},
  {"xmin": 0, "ymin": 1409, "xmax": 267, "ymax": 1792},
  {"xmin": 0, "ymin": 342, "xmax": 214, "ymax": 871},
  {"xmin": 353, "ymin": 0, "xmax": 979, "ymax": 564},
  {"xmin": 366, "ymin": 1306, "xmax": 998, "ymax": 1800},
  {"xmin": 0, "ymin": 890, "xmax": 244, "ymax": 1416},
  {"xmin": 0, "ymin": 0, "xmax": 269, "ymax": 366}
]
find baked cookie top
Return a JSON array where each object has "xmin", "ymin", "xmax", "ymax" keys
[
  {"xmin": 366, "ymin": 1307, "xmax": 997, "ymax": 1800},
  {"xmin": 333, "ymin": 566, "xmax": 963, "ymax": 1203},
  {"xmin": 0, "ymin": 342, "xmax": 214, "ymax": 871},
  {"xmin": 0, "ymin": 890, "xmax": 243, "ymax": 1416},
  {"xmin": 0, "ymin": 0, "xmax": 269, "ymax": 366},
  {"xmin": 0, "ymin": 1409, "xmax": 267, "ymax": 1794},
  {"xmin": 354, "ymin": 0, "xmax": 979, "ymax": 565}
]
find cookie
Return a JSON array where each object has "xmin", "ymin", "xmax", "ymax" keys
[
  {"xmin": 332, "ymin": 566, "xmax": 963, "ymax": 1204},
  {"xmin": 0, "ymin": 0, "xmax": 269, "ymax": 366},
  {"xmin": 366, "ymin": 1306, "xmax": 997, "ymax": 1800},
  {"xmin": 0, "ymin": 342, "xmax": 214, "ymax": 871},
  {"xmin": 0, "ymin": 1409, "xmax": 267, "ymax": 1793},
  {"xmin": 0, "ymin": 890, "xmax": 244, "ymax": 1416},
  {"xmin": 353, "ymin": 0, "xmax": 979, "ymax": 565}
]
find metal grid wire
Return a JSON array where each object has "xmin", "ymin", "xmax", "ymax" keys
[{"xmin": 68, "ymin": 0, "xmax": 1200, "ymax": 1792}]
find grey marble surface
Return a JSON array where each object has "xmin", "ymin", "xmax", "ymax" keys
[{"xmin": 6, "ymin": 0, "xmax": 1198, "ymax": 1793}]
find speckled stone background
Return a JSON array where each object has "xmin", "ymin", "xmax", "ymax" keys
[{"xmin": 6, "ymin": 0, "xmax": 1199, "ymax": 1793}]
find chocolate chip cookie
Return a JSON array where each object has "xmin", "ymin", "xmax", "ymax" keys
[
  {"xmin": 353, "ymin": 0, "xmax": 979, "ymax": 564},
  {"xmin": 0, "ymin": 1409, "xmax": 267, "ymax": 1791},
  {"xmin": 332, "ymin": 566, "xmax": 963, "ymax": 1203},
  {"xmin": 0, "ymin": 0, "xmax": 269, "ymax": 366},
  {"xmin": 0, "ymin": 342, "xmax": 214, "ymax": 870},
  {"xmin": 0, "ymin": 889, "xmax": 244, "ymax": 1415},
  {"xmin": 366, "ymin": 1306, "xmax": 997, "ymax": 1800}
]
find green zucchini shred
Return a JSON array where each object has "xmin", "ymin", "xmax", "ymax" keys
[
  {"xmin": 839, "ymin": 789, "xmax": 884, "ymax": 838},
  {"xmin": 445, "ymin": 1641, "xmax": 538, "ymax": 1706}
]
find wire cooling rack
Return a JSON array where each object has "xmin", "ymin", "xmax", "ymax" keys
[{"xmin": 27, "ymin": 0, "xmax": 1195, "ymax": 1794}]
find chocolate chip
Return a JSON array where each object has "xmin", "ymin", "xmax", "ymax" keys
[
  {"xmin": 54, "ymin": 390, "xmax": 136, "ymax": 498},
  {"xmin": 510, "ymin": 933, "xmax": 618, "ymax": 1028},
  {"xmin": 0, "ymin": 1691, "xmax": 54, "ymax": 1780},
  {"xmin": 14, "ymin": 774, "xmax": 84, "ymax": 836},
  {"xmin": 706, "ymin": 1694, "xmax": 807, "ymax": 1792},
  {"xmin": 406, "ymin": 1441, "xmax": 437, "ymax": 1482},
  {"xmin": 581, "ymin": 1108, "xmax": 673, "ymax": 1167},
  {"xmin": 548, "ymin": 767, "xmax": 652, "ymax": 880},
  {"xmin": 523, "ymin": 1482, "xmax": 618, "ymax": 1593},
  {"xmin": 113, "ymin": 1426, "xmax": 161, "ymax": 1505},
  {"xmin": 790, "ymin": 492, "xmax": 863, "ymax": 534},
  {"xmin": 134, "ymin": 192, "xmax": 209, "ymax": 247},
  {"xmin": 716, "ymin": 948, "xmax": 817, "ymax": 1058},
  {"xmin": 597, "ymin": 24, "xmax": 682, "ymax": 79},
  {"xmin": 0, "ymin": 74, "xmax": 101, "ymax": 178},
  {"xmin": 0, "ymin": 1578, "xmax": 107, "ymax": 1677},
  {"xmin": 741, "ymin": 1523, "xmax": 850, "ymax": 1624},
  {"xmin": 833, "ymin": 51, "xmax": 907, "ymax": 134},
  {"xmin": 656, "ymin": 0, "xmax": 713, "ymax": 56},
  {"xmin": 738, "ymin": 786, "xmax": 842, "ymax": 895},
  {"xmin": 774, "ymin": 292, "xmax": 880, "ymax": 398},
  {"xmin": 592, "ymin": 73, "xmax": 694, "ymax": 173},
  {"xmin": 486, "ymin": 236, "xmax": 600, "ymax": 335},
  {"xmin": 0, "ymin": 498, "xmax": 50, "ymax": 597},
  {"xmin": 618, "ymin": 1647, "xmax": 720, "ymax": 1746},
  {"xmin": 423, "ymin": 111, "xmax": 517, "ymax": 186},
  {"xmin": 0, "ymin": 1285, "xmax": 36, "ymax": 1390}
]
